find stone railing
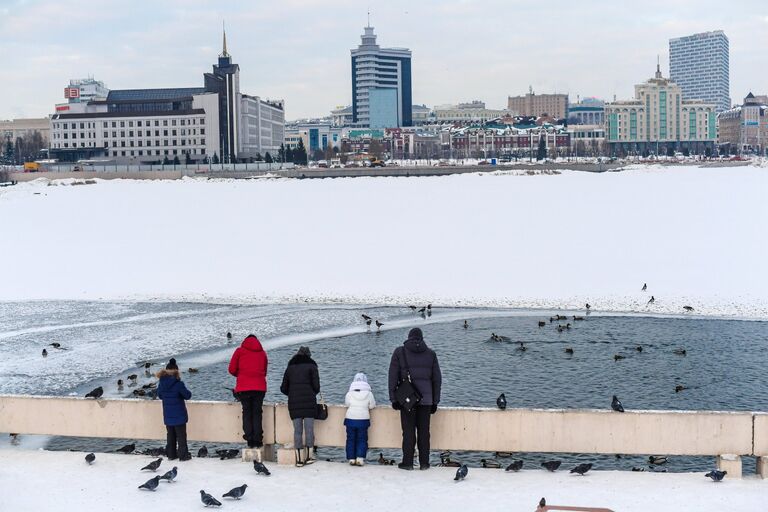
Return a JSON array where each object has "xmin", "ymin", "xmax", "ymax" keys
[{"xmin": 1, "ymin": 395, "xmax": 765, "ymax": 478}]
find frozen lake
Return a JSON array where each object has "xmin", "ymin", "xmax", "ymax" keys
[{"xmin": 2, "ymin": 300, "xmax": 766, "ymax": 472}]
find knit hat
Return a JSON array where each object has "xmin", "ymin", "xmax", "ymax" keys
[
  {"xmin": 407, "ymin": 327, "xmax": 424, "ymax": 342},
  {"xmin": 297, "ymin": 346, "xmax": 311, "ymax": 357},
  {"xmin": 166, "ymin": 358, "xmax": 178, "ymax": 370}
]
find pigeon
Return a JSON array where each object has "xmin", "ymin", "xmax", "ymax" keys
[
  {"xmin": 505, "ymin": 460, "xmax": 524, "ymax": 472},
  {"xmin": 454, "ymin": 464, "xmax": 468, "ymax": 481},
  {"xmin": 418, "ymin": 307, "xmax": 426, "ymax": 314},
  {"xmin": 705, "ymin": 470, "xmax": 727, "ymax": 482},
  {"xmin": 648, "ymin": 455, "xmax": 668, "ymax": 465},
  {"xmin": 222, "ymin": 484, "xmax": 248, "ymax": 500},
  {"xmin": 85, "ymin": 386, "xmax": 103, "ymax": 399},
  {"xmin": 464, "ymin": 320, "xmax": 469, "ymax": 329},
  {"xmin": 117, "ymin": 443, "xmax": 136, "ymax": 454},
  {"xmin": 570, "ymin": 463, "xmax": 593, "ymax": 475},
  {"xmin": 541, "ymin": 460, "xmax": 561, "ymax": 472},
  {"xmin": 538, "ymin": 321, "xmax": 545, "ymax": 327},
  {"xmin": 253, "ymin": 461, "xmax": 271, "ymax": 476},
  {"xmin": 611, "ymin": 395, "xmax": 625, "ymax": 412},
  {"xmin": 585, "ymin": 303, "xmax": 591, "ymax": 310},
  {"xmin": 132, "ymin": 389, "xmax": 146, "ymax": 397},
  {"xmin": 539, "ymin": 497, "xmax": 546, "ymax": 509},
  {"xmin": 673, "ymin": 348, "xmax": 687, "ymax": 356},
  {"xmin": 85, "ymin": 453, "xmax": 95, "ymax": 465},
  {"xmin": 375, "ymin": 320, "xmax": 383, "ymax": 330},
  {"xmin": 138, "ymin": 476, "xmax": 160, "ymax": 491},
  {"xmin": 42, "ymin": 349, "xmax": 48, "ymax": 357},
  {"xmin": 144, "ymin": 362, "xmax": 152, "ymax": 369},
  {"xmin": 127, "ymin": 374, "xmax": 138, "ymax": 382},
  {"xmin": 216, "ymin": 449, "xmax": 239, "ymax": 460},
  {"xmin": 142, "ymin": 447, "xmax": 166, "ymax": 457},
  {"xmin": 159, "ymin": 466, "xmax": 177, "ymax": 482},
  {"xmin": 409, "ymin": 305, "xmax": 417, "ymax": 311},
  {"xmin": 565, "ymin": 347, "xmax": 574, "ymax": 355},
  {"xmin": 361, "ymin": 314, "xmax": 372, "ymax": 322},
  {"xmin": 49, "ymin": 342, "xmax": 61, "ymax": 348},
  {"xmin": 642, "ymin": 283, "xmax": 647, "ymax": 291},
  {"xmin": 226, "ymin": 331, "xmax": 232, "ymax": 340},
  {"xmin": 683, "ymin": 305, "xmax": 694, "ymax": 312},
  {"xmin": 200, "ymin": 490, "xmax": 222, "ymax": 507},
  {"xmin": 141, "ymin": 458, "xmax": 163, "ymax": 472},
  {"xmin": 427, "ymin": 304, "xmax": 432, "ymax": 310},
  {"xmin": 496, "ymin": 393, "xmax": 507, "ymax": 410},
  {"xmin": 117, "ymin": 379, "xmax": 124, "ymax": 387},
  {"xmin": 197, "ymin": 446, "xmax": 208, "ymax": 458},
  {"xmin": 648, "ymin": 295, "xmax": 655, "ymax": 305}
]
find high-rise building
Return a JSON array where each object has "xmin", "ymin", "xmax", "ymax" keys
[
  {"xmin": 669, "ymin": 30, "xmax": 730, "ymax": 112},
  {"xmin": 604, "ymin": 64, "xmax": 717, "ymax": 155},
  {"xmin": 507, "ymin": 89, "xmax": 568, "ymax": 119},
  {"xmin": 351, "ymin": 24, "xmax": 412, "ymax": 128}
]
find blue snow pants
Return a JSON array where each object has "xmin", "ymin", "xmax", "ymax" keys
[{"xmin": 344, "ymin": 418, "xmax": 371, "ymax": 460}]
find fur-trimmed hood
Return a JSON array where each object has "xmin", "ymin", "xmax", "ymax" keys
[{"xmin": 156, "ymin": 368, "xmax": 181, "ymax": 379}]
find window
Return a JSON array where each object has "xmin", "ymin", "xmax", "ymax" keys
[
  {"xmin": 121, "ymin": 141, "xmax": 126, "ymax": 147},
  {"xmin": 163, "ymin": 130, "xmax": 168, "ymax": 136},
  {"xmin": 80, "ymin": 132, "xmax": 85, "ymax": 139},
  {"xmin": 172, "ymin": 130, "xmax": 177, "ymax": 136},
  {"xmin": 112, "ymin": 131, "xmax": 117, "ymax": 137},
  {"xmin": 104, "ymin": 132, "xmax": 108, "ymax": 138},
  {"xmin": 155, "ymin": 130, "xmax": 160, "ymax": 136},
  {"xmin": 130, "ymin": 141, "xmax": 134, "ymax": 147},
  {"xmin": 120, "ymin": 121, "xmax": 125, "ymax": 128},
  {"xmin": 181, "ymin": 119, "xmax": 186, "ymax": 126},
  {"xmin": 112, "ymin": 141, "xmax": 117, "ymax": 147},
  {"xmin": 72, "ymin": 133, "xmax": 77, "ymax": 139},
  {"xmin": 154, "ymin": 120, "xmax": 159, "ymax": 127},
  {"xmin": 130, "ymin": 151, "xmax": 134, "ymax": 156},
  {"xmin": 138, "ymin": 141, "xmax": 142, "ymax": 147},
  {"xmin": 163, "ymin": 120, "xmax": 168, "ymax": 126},
  {"xmin": 103, "ymin": 122, "xmax": 108, "ymax": 128},
  {"xmin": 201, "ymin": 128, "xmax": 205, "ymax": 135},
  {"xmin": 200, "ymin": 118, "xmax": 205, "ymax": 125},
  {"xmin": 129, "ymin": 131, "xmax": 134, "ymax": 137},
  {"xmin": 164, "ymin": 140, "xmax": 168, "ymax": 146},
  {"xmin": 112, "ymin": 122, "xmax": 117, "ymax": 128},
  {"xmin": 128, "ymin": 121, "xmax": 133, "ymax": 127},
  {"xmin": 137, "ymin": 121, "xmax": 142, "ymax": 127},
  {"xmin": 80, "ymin": 123, "xmax": 85, "ymax": 129},
  {"xmin": 172, "ymin": 120, "xmax": 176, "ymax": 126}
]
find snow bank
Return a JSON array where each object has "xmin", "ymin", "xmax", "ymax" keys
[
  {"xmin": 1, "ymin": 166, "xmax": 766, "ymax": 318},
  {"xmin": 0, "ymin": 449, "xmax": 764, "ymax": 511}
]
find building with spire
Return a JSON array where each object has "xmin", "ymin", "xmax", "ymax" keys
[
  {"xmin": 604, "ymin": 63, "xmax": 717, "ymax": 155},
  {"xmin": 351, "ymin": 22, "xmax": 412, "ymax": 128},
  {"xmin": 49, "ymin": 29, "xmax": 284, "ymax": 164}
]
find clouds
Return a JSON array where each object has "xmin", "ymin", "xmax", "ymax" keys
[{"xmin": 1, "ymin": 0, "xmax": 766, "ymax": 120}]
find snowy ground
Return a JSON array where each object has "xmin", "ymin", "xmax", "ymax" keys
[
  {"xmin": 0, "ymin": 448, "xmax": 764, "ymax": 511},
  {"xmin": 1, "ymin": 166, "xmax": 766, "ymax": 318}
]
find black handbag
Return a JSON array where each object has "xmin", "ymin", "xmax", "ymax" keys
[
  {"xmin": 315, "ymin": 393, "xmax": 328, "ymax": 420},
  {"xmin": 393, "ymin": 349, "xmax": 423, "ymax": 411}
]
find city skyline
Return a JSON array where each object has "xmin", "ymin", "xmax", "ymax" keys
[{"xmin": 1, "ymin": 0, "xmax": 767, "ymax": 121}]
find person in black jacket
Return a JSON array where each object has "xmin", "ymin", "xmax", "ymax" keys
[
  {"xmin": 280, "ymin": 346, "xmax": 320, "ymax": 467},
  {"xmin": 388, "ymin": 327, "xmax": 442, "ymax": 470}
]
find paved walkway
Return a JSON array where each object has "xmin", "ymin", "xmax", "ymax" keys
[{"xmin": 0, "ymin": 449, "xmax": 765, "ymax": 511}]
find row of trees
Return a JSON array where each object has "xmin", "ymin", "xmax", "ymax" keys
[
  {"xmin": 277, "ymin": 139, "xmax": 308, "ymax": 165},
  {"xmin": 1, "ymin": 131, "xmax": 48, "ymax": 164}
]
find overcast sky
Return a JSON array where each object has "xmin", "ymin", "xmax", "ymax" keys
[{"xmin": 1, "ymin": 0, "xmax": 767, "ymax": 121}]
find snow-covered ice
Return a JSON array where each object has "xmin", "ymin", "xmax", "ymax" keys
[
  {"xmin": 0, "ymin": 449, "xmax": 764, "ymax": 511},
  {"xmin": 1, "ymin": 166, "xmax": 766, "ymax": 318}
]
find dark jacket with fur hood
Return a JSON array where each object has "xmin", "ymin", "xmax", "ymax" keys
[
  {"xmin": 280, "ymin": 354, "xmax": 320, "ymax": 420},
  {"xmin": 156, "ymin": 369, "xmax": 192, "ymax": 426}
]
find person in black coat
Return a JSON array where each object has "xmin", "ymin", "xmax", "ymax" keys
[
  {"xmin": 280, "ymin": 346, "xmax": 320, "ymax": 467},
  {"xmin": 388, "ymin": 327, "xmax": 442, "ymax": 470}
]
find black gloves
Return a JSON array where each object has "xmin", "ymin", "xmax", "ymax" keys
[
  {"xmin": 392, "ymin": 402, "xmax": 402, "ymax": 411},
  {"xmin": 430, "ymin": 404, "xmax": 438, "ymax": 414}
]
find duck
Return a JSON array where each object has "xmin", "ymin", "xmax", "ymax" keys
[
  {"xmin": 573, "ymin": 316, "xmax": 584, "ymax": 321},
  {"xmin": 463, "ymin": 320, "xmax": 469, "ymax": 329},
  {"xmin": 636, "ymin": 346, "xmax": 643, "ymax": 352},
  {"xmin": 517, "ymin": 342, "xmax": 527, "ymax": 351},
  {"xmin": 674, "ymin": 385, "xmax": 688, "ymax": 393},
  {"xmin": 42, "ymin": 348, "xmax": 48, "ymax": 357},
  {"xmin": 613, "ymin": 354, "xmax": 626, "ymax": 361},
  {"xmin": 188, "ymin": 368, "xmax": 199, "ymax": 374},
  {"xmin": 673, "ymin": 349, "xmax": 687, "ymax": 356},
  {"xmin": 481, "ymin": 458, "xmax": 502, "ymax": 469},
  {"xmin": 538, "ymin": 321, "xmax": 546, "ymax": 327},
  {"xmin": 565, "ymin": 347, "xmax": 574, "ymax": 355}
]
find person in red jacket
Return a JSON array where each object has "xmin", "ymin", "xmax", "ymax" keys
[{"xmin": 228, "ymin": 334, "xmax": 268, "ymax": 460}]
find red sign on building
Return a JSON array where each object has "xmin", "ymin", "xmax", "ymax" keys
[{"xmin": 64, "ymin": 87, "xmax": 80, "ymax": 99}]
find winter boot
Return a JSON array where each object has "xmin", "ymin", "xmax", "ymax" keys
[
  {"xmin": 355, "ymin": 457, "xmax": 365, "ymax": 466},
  {"xmin": 241, "ymin": 449, "xmax": 256, "ymax": 462},
  {"xmin": 254, "ymin": 447, "xmax": 263, "ymax": 464},
  {"xmin": 349, "ymin": 459, "xmax": 356, "ymax": 465},
  {"xmin": 295, "ymin": 448, "xmax": 305, "ymax": 468},
  {"xmin": 304, "ymin": 446, "xmax": 316, "ymax": 465}
]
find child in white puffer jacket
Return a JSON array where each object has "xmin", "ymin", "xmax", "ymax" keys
[{"xmin": 344, "ymin": 372, "xmax": 376, "ymax": 466}]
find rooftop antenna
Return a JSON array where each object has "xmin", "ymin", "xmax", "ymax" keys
[
  {"xmin": 367, "ymin": 8, "xmax": 371, "ymax": 27},
  {"xmin": 220, "ymin": 20, "xmax": 230, "ymax": 58},
  {"xmin": 655, "ymin": 54, "xmax": 662, "ymax": 78}
]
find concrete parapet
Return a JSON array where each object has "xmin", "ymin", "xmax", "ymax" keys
[
  {"xmin": 716, "ymin": 454, "xmax": 742, "ymax": 478},
  {"xmin": 0, "ymin": 395, "xmax": 762, "ymax": 476}
]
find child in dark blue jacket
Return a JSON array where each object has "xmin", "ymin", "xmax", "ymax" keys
[{"xmin": 156, "ymin": 358, "xmax": 192, "ymax": 461}]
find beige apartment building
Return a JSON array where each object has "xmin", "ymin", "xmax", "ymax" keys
[
  {"xmin": 0, "ymin": 118, "xmax": 50, "ymax": 143},
  {"xmin": 717, "ymin": 93, "xmax": 768, "ymax": 154},
  {"xmin": 507, "ymin": 90, "xmax": 568, "ymax": 119},
  {"xmin": 604, "ymin": 65, "xmax": 717, "ymax": 155}
]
